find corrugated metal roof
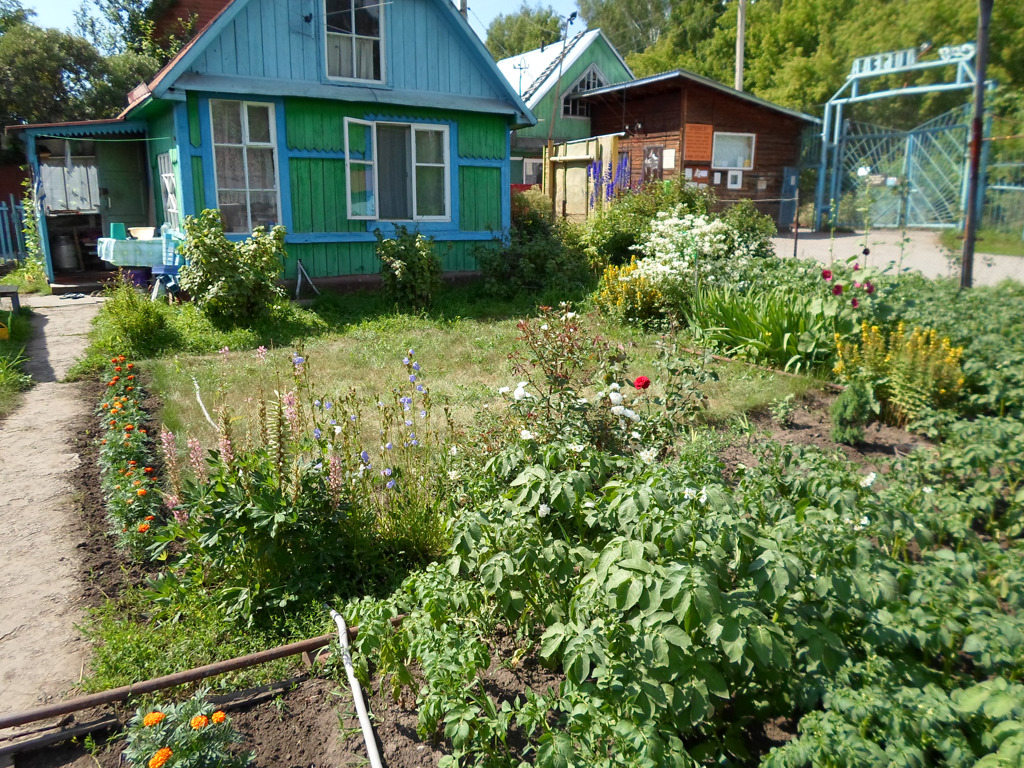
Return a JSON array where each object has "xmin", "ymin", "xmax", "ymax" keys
[{"xmin": 581, "ymin": 69, "xmax": 821, "ymax": 124}]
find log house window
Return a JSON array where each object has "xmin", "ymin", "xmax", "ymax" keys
[{"xmin": 712, "ymin": 132, "xmax": 756, "ymax": 170}]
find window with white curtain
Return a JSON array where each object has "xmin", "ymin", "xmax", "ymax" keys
[
  {"xmin": 325, "ymin": 0, "xmax": 383, "ymax": 81},
  {"xmin": 344, "ymin": 118, "xmax": 449, "ymax": 222},
  {"xmin": 210, "ymin": 100, "xmax": 280, "ymax": 233}
]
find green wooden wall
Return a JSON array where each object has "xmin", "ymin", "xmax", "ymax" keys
[
  {"xmin": 516, "ymin": 36, "xmax": 632, "ymax": 143},
  {"xmin": 279, "ymin": 97, "xmax": 507, "ymax": 278},
  {"xmin": 145, "ymin": 104, "xmax": 176, "ymax": 228}
]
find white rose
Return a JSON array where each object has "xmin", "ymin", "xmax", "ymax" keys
[
  {"xmin": 520, "ymin": 429, "xmax": 534, "ymax": 440},
  {"xmin": 609, "ymin": 391, "xmax": 623, "ymax": 405},
  {"xmin": 611, "ymin": 405, "xmax": 625, "ymax": 417}
]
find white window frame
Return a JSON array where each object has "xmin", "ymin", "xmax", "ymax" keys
[
  {"xmin": 343, "ymin": 118, "xmax": 451, "ymax": 222},
  {"xmin": 522, "ymin": 158, "xmax": 544, "ymax": 186},
  {"xmin": 324, "ymin": 0, "xmax": 385, "ymax": 84},
  {"xmin": 209, "ymin": 99, "xmax": 281, "ymax": 233},
  {"xmin": 562, "ymin": 64, "xmax": 607, "ymax": 119},
  {"xmin": 157, "ymin": 151, "xmax": 180, "ymax": 231},
  {"xmin": 711, "ymin": 131, "xmax": 756, "ymax": 170}
]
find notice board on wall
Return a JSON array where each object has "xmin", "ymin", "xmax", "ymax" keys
[{"xmin": 684, "ymin": 124, "xmax": 713, "ymax": 163}]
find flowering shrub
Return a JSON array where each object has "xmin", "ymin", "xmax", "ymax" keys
[
  {"xmin": 631, "ymin": 208, "xmax": 762, "ymax": 315},
  {"xmin": 376, "ymin": 226, "xmax": 442, "ymax": 309},
  {"xmin": 123, "ymin": 689, "xmax": 251, "ymax": 768},
  {"xmin": 593, "ymin": 258, "xmax": 664, "ymax": 322},
  {"xmin": 151, "ymin": 348, "xmax": 456, "ymax": 625},
  {"xmin": 834, "ymin": 322, "xmax": 965, "ymax": 425},
  {"xmin": 97, "ymin": 355, "xmax": 162, "ymax": 554}
]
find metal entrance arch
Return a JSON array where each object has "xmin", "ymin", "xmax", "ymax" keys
[
  {"xmin": 831, "ymin": 106, "xmax": 972, "ymax": 229},
  {"xmin": 815, "ymin": 43, "xmax": 985, "ymax": 230}
]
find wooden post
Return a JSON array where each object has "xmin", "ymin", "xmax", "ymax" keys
[
  {"xmin": 961, "ymin": 0, "xmax": 993, "ymax": 290},
  {"xmin": 735, "ymin": 0, "xmax": 747, "ymax": 91}
]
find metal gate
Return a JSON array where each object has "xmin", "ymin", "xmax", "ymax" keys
[{"xmin": 828, "ymin": 105, "xmax": 972, "ymax": 229}]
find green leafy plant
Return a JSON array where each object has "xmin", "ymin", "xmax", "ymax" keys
[
  {"xmin": 123, "ymin": 688, "xmax": 252, "ymax": 768},
  {"xmin": 769, "ymin": 393, "xmax": 797, "ymax": 427},
  {"xmin": 376, "ymin": 226, "xmax": 442, "ymax": 309},
  {"xmin": 0, "ymin": 176, "xmax": 51, "ymax": 295},
  {"xmin": 476, "ymin": 190, "xmax": 592, "ymax": 299},
  {"xmin": 179, "ymin": 209, "xmax": 287, "ymax": 325},
  {"xmin": 829, "ymin": 378, "xmax": 880, "ymax": 445}
]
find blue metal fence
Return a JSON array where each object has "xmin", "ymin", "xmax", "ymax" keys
[{"xmin": 0, "ymin": 194, "xmax": 26, "ymax": 260}]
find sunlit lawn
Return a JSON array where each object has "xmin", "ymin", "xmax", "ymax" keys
[{"xmin": 149, "ymin": 294, "xmax": 822, "ymax": 447}]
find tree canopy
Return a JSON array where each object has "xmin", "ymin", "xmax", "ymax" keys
[{"xmin": 485, "ymin": 3, "xmax": 563, "ymax": 59}]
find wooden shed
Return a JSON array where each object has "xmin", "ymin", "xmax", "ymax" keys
[{"xmin": 578, "ymin": 70, "xmax": 819, "ymax": 227}]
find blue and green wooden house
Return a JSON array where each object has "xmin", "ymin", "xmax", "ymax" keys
[
  {"xmin": 14, "ymin": 0, "xmax": 535, "ymax": 280},
  {"xmin": 496, "ymin": 29, "xmax": 632, "ymax": 186}
]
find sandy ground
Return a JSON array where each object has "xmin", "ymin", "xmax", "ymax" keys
[
  {"xmin": 772, "ymin": 228, "xmax": 1024, "ymax": 287},
  {"xmin": 0, "ymin": 294, "xmax": 103, "ymax": 720}
]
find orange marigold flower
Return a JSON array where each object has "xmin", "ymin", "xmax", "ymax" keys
[
  {"xmin": 129, "ymin": 460, "xmax": 137, "ymax": 466},
  {"xmin": 115, "ymin": 366, "xmax": 122, "ymax": 372},
  {"xmin": 190, "ymin": 714, "xmax": 209, "ymax": 729},
  {"xmin": 133, "ymin": 480, "xmax": 142, "ymax": 486},
  {"xmin": 145, "ymin": 515, "xmax": 155, "ymax": 521},
  {"xmin": 101, "ymin": 439, "xmax": 107, "ymax": 445},
  {"xmin": 142, "ymin": 711, "xmax": 165, "ymax": 727},
  {"xmin": 148, "ymin": 747, "xmax": 172, "ymax": 768},
  {"xmin": 118, "ymin": 355, "xmax": 126, "ymax": 362},
  {"xmin": 127, "ymin": 363, "xmax": 134, "ymax": 369},
  {"xmin": 144, "ymin": 467, "xmax": 153, "ymax": 473},
  {"xmin": 128, "ymin": 375, "xmax": 135, "ymax": 380},
  {"xmin": 125, "ymin": 424, "xmax": 134, "ymax": 431},
  {"xmin": 211, "ymin": 710, "xmax": 226, "ymax": 724},
  {"xmin": 137, "ymin": 489, "xmax": 147, "ymax": 496},
  {"xmin": 109, "ymin": 419, "xmax": 116, "ymax": 427},
  {"xmin": 101, "ymin": 403, "xmax": 109, "ymax": 409},
  {"xmin": 127, "ymin": 387, "xmax": 134, "ymax": 392},
  {"xmin": 140, "ymin": 428, "xmax": 147, "ymax": 433},
  {"xmin": 138, "ymin": 523, "xmax": 149, "ymax": 532},
  {"xmin": 110, "ymin": 358, "xmax": 118, "ymax": 364}
]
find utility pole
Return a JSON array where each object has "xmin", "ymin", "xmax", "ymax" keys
[
  {"xmin": 735, "ymin": 0, "xmax": 746, "ymax": 91},
  {"xmin": 459, "ymin": 0, "xmax": 467, "ymax": 19},
  {"xmin": 961, "ymin": 0, "xmax": 993, "ymax": 289}
]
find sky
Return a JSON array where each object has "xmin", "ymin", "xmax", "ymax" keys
[{"xmin": 24, "ymin": 0, "xmax": 584, "ymax": 47}]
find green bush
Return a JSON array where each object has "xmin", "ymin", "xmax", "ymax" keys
[
  {"xmin": 579, "ymin": 179, "xmax": 714, "ymax": 266},
  {"xmin": 376, "ymin": 225, "xmax": 442, "ymax": 309},
  {"xmin": 477, "ymin": 190, "xmax": 592, "ymax": 299},
  {"xmin": 829, "ymin": 379, "xmax": 879, "ymax": 445},
  {"xmin": 720, "ymin": 198, "xmax": 778, "ymax": 259},
  {"xmin": 179, "ymin": 209, "xmax": 287, "ymax": 325},
  {"xmin": 97, "ymin": 272, "xmax": 179, "ymax": 358},
  {"xmin": 0, "ymin": 308, "xmax": 32, "ymax": 416}
]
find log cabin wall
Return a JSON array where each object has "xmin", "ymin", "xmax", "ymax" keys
[{"xmin": 588, "ymin": 78, "xmax": 809, "ymax": 223}]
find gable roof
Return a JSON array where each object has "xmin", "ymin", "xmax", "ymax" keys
[
  {"xmin": 580, "ymin": 70, "xmax": 821, "ymax": 124},
  {"xmin": 496, "ymin": 28, "xmax": 632, "ymax": 110},
  {"xmin": 123, "ymin": 0, "xmax": 535, "ymax": 126}
]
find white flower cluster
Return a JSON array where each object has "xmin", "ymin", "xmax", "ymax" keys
[{"xmin": 629, "ymin": 207, "xmax": 758, "ymax": 297}]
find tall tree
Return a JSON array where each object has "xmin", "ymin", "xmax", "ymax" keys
[
  {"xmin": 75, "ymin": 0, "xmax": 193, "ymax": 65},
  {"xmin": 0, "ymin": 23, "xmax": 103, "ymax": 124},
  {"xmin": 486, "ymin": 2, "xmax": 563, "ymax": 59},
  {"xmin": 576, "ymin": 0, "xmax": 671, "ymax": 56},
  {"xmin": 627, "ymin": 0, "xmax": 725, "ymax": 76},
  {"xmin": 0, "ymin": 0, "xmax": 33, "ymax": 33}
]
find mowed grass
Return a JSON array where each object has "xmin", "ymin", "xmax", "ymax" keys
[
  {"xmin": 941, "ymin": 227, "xmax": 1024, "ymax": 258},
  {"xmin": 149, "ymin": 298, "xmax": 816, "ymax": 446}
]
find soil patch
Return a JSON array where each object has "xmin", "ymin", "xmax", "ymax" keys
[{"xmin": 719, "ymin": 390, "xmax": 930, "ymax": 480}]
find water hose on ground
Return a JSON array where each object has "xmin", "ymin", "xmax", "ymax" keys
[{"xmin": 328, "ymin": 605, "xmax": 384, "ymax": 768}]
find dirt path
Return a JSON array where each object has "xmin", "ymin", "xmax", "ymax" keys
[{"xmin": 0, "ymin": 294, "xmax": 103, "ymax": 719}]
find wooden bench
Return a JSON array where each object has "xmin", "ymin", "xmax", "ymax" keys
[{"xmin": 0, "ymin": 284, "xmax": 20, "ymax": 313}]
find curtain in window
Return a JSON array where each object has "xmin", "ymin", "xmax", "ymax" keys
[{"xmin": 378, "ymin": 125, "xmax": 411, "ymax": 220}]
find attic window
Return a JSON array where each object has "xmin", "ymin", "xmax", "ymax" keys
[
  {"xmin": 325, "ymin": 0, "xmax": 383, "ymax": 82},
  {"xmin": 562, "ymin": 65, "xmax": 606, "ymax": 118}
]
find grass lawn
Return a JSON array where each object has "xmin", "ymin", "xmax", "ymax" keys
[
  {"xmin": 941, "ymin": 227, "xmax": 1024, "ymax": 257},
  {"xmin": 149, "ymin": 301, "xmax": 822, "ymax": 447}
]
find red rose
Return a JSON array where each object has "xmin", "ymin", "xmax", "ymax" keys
[
  {"xmin": 822, "ymin": 269, "xmax": 833, "ymax": 281},
  {"xmin": 832, "ymin": 284, "xmax": 843, "ymax": 296},
  {"xmin": 634, "ymin": 376, "xmax": 651, "ymax": 390}
]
